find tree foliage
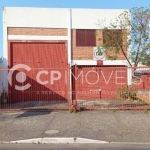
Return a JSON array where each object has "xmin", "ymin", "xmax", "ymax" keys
[{"xmin": 97, "ymin": 7, "xmax": 150, "ymax": 67}]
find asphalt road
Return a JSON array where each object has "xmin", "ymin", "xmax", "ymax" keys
[{"xmin": 0, "ymin": 144, "xmax": 150, "ymax": 150}]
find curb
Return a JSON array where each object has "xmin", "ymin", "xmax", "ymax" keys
[
  {"xmin": 111, "ymin": 142, "xmax": 150, "ymax": 145},
  {"xmin": 0, "ymin": 137, "xmax": 109, "ymax": 144}
]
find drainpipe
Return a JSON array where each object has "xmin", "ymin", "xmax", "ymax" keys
[
  {"xmin": 67, "ymin": 8, "xmax": 72, "ymax": 104},
  {"xmin": 3, "ymin": 7, "xmax": 8, "ymax": 92}
]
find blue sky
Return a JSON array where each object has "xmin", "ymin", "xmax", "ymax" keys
[{"xmin": 0, "ymin": 0, "xmax": 150, "ymax": 56}]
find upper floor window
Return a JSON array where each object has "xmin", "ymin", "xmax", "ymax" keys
[
  {"xmin": 76, "ymin": 29, "xmax": 96, "ymax": 46},
  {"xmin": 103, "ymin": 29, "xmax": 123, "ymax": 47}
]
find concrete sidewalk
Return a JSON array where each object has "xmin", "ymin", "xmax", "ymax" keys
[{"xmin": 0, "ymin": 110, "xmax": 150, "ymax": 143}]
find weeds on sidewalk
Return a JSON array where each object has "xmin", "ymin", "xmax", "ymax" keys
[{"xmin": 143, "ymin": 109, "xmax": 148, "ymax": 114}]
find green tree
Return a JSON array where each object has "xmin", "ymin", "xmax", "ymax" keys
[
  {"xmin": 97, "ymin": 7, "xmax": 150, "ymax": 67},
  {"xmin": 142, "ymin": 54, "xmax": 150, "ymax": 66}
]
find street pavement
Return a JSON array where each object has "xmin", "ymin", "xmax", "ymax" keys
[{"xmin": 0, "ymin": 110, "xmax": 150, "ymax": 143}]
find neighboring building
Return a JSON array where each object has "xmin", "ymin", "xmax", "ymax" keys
[{"xmin": 0, "ymin": 57, "xmax": 4, "ymax": 93}]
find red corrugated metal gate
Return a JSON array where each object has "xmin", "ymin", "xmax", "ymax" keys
[
  {"xmin": 72, "ymin": 65, "xmax": 127, "ymax": 100},
  {"xmin": 71, "ymin": 65, "xmax": 150, "ymax": 111},
  {"xmin": 8, "ymin": 41, "xmax": 69, "ymax": 109}
]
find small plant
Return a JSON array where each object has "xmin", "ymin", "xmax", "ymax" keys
[
  {"xmin": 137, "ymin": 98, "xmax": 147, "ymax": 105},
  {"xmin": 69, "ymin": 104, "xmax": 77, "ymax": 113},
  {"xmin": 143, "ymin": 109, "xmax": 148, "ymax": 114},
  {"xmin": 117, "ymin": 85, "xmax": 137, "ymax": 101},
  {"xmin": 112, "ymin": 109, "xmax": 116, "ymax": 113},
  {"xmin": 69, "ymin": 108, "xmax": 74, "ymax": 113}
]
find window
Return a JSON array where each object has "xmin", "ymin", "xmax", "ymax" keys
[
  {"xmin": 103, "ymin": 29, "xmax": 122, "ymax": 47},
  {"xmin": 76, "ymin": 29, "xmax": 96, "ymax": 46}
]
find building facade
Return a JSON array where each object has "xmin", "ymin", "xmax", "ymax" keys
[
  {"xmin": 3, "ymin": 7, "xmax": 130, "ymax": 67},
  {"xmin": 2, "ymin": 7, "xmax": 131, "ymax": 101}
]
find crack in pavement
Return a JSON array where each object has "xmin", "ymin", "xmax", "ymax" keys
[
  {"xmin": 0, "ymin": 115, "xmax": 18, "ymax": 140},
  {"xmin": 41, "ymin": 112, "xmax": 58, "ymax": 137},
  {"xmin": 113, "ymin": 113, "xmax": 128, "ymax": 131}
]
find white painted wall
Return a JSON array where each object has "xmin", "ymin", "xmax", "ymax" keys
[
  {"xmin": 72, "ymin": 8, "xmax": 129, "ymax": 29},
  {"xmin": 3, "ymin": 7, "xmax": 129, "ymax": 29},
  {"xmin": 72, "ymin": 60, "xmax": 129, "ymax": 66},
  {"xmin": 3, "ymin": 7, "xmax": 68, "ymax": 28},
  {"xmin": 8, "ymin": 35, "xmax": 68, "ymax": 40}
]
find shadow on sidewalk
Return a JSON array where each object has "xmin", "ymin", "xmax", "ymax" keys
[{"xmin": 15, "ymin": 110, "xmax": 52, "ymax": 118}]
